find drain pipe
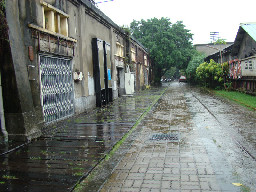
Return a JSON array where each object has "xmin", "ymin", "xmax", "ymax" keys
[{"xmin": 0, "ymin": 72, "xmax": 8, "ymax": 142}]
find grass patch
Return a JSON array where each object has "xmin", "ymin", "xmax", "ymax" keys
[{"xmin": 214, "ymin": 90, "xmax": 256, "ymax": 110}]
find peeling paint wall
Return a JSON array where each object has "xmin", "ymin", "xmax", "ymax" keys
[
  {"xmin": 238, "ymin": 33, "xmax": 256, "ymax": 59},
  {"xmin": 3, "ymin": 0, "xmax": 151, "ymax": 140}
]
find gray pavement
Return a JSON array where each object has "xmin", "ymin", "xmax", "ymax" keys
[
  {"xmin": 0, "ymin": 87, "xmax": 166, "ymax": 192},
  {"xmin": 91, "ymin": 82, "xmax": 256, "ymax": 192},
  {"xmin": 1, "ymin": 82, "xmax": 256, "ymax": 192}
]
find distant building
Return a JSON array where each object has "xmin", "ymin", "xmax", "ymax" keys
[
  {"xmin": 204, "ymin": 44, "xmax": 233, "ymax": 63},
  {"xmin": 194, "ymin": 42, "xmax": 234, "ymax": 57}
]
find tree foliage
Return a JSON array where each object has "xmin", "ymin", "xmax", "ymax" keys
[
  {"xmin": 130, "ymin": 17, "xmax": 193, "ymax": 83},
  {"xmin": 163, "ymin": 67, "xmax": 177, "ymax": 79},
  {"xmin": 196, "ymin": 59, "xmax": 229, "ymax": 88},
  {"xmin": 186, "ymin": 51, "xmax": 205, "ymax": 83},
  {"xmin": 214, "ymin": 38, "xmax": 226, "ymax": 45}
]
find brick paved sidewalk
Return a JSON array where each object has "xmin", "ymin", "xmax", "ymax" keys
[
  {"xmin": 0, "ymin": 87, "xmax": 166, "ymax": 191},
  {"xmin": 99, "ymin": 84, "xmax": 239, "ymax": 192}
]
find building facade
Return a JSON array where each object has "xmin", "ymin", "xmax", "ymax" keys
[
  {"xmin": 202, "ymin": 23, "xmax": 256, "ymax": 93},
  {"xmin": 228, "ymin": 23, "xmax": 256, "ymax": 92},
  {"xmin": 0, "ymin": 0, "xmax": 151, "ymax": 141}
]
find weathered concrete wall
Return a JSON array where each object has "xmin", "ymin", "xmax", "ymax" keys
[
  {"xmin": 4, "ymin": 0, "xmax": 44, "ymax": 140},
  {"xmin": 137, "ymin": 48, "xmax": 145, "ymax": 89},
  {"xmin": 3, "ymin": 0, "xmax": 151, "ymax": 140},
  {"xmin": 238, "ymin": 33, "xmax": 256, "ymax": 59},
  {"xmin": 129, "ymin": 39, "xmax": 150, "ymax": 91},
  {"xmin": 240, "ymin": 56, "xmax": 256, "ymax": 77},
  {"xmin": 67, "ymin": 3, "xmax": 90, "ymax": 113},
  {"xmin": 113, "ymin": 31, "xmax": 126, "ymax": 96},
  {"xmin": 72, "ymin": 5, "xmax": 113, "ymax": 111}
]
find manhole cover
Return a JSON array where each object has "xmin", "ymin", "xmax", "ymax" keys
[{"xmin": 150, "ymin": 133, "xmax": 179, "ymax": 141}]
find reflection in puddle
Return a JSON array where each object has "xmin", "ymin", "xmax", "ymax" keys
[{"xmin": 0, "ymin": 88, "xmax": 165, "ymax": 191}]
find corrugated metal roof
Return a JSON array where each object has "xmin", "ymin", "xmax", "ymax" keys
[{"xmin": 241, "ymin": 23, "xmax": 256, "ymax": 42}]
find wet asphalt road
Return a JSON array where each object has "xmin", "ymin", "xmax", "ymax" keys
[{"xmin": 94, "ymin": 82, "xmax": 256, "ymax": 192}]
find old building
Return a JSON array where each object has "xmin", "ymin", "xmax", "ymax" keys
[
  {"xmin": 230, "ymin": 23, "xmax": 256, "ymax": 92},
  {"xmin": 130, "ymin": 37, "xmax": 150, "ymax": 91},
  {"xmin": 204, "ymin": 44, "xmax": 233, "ymax": 63},
  {"xmin": 0, "ymin": 0, "xmax": 151, "ymax": 141},
  {"xmin": 201, "ymin": 23, "xmax": 256, "ymax": 92},
  {"xmin": 194, "ymin": 42, "xmax": 233, "ymax": 57}
]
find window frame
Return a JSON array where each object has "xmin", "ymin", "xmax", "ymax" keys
[{"xmin": 41, "ymin": 1, "xmax": 69, "ymax": 37}]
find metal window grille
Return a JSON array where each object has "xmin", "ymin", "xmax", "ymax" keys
[{"xmin": 39, "ymin": 55, "xmax": 74, "ymax": 123}]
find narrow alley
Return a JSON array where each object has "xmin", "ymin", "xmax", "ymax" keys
[
  {"xmin": 81, "ymin": 82, "xmax": 256, "ymax": 192},
  {"xmin": 1, "ymin": 82, "xmax": 256, "ymax": 192},
  {"xmin": 1, "ymin": 1, "xmax": 256, "ymax": 192}
]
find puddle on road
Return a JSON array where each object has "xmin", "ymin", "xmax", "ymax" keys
[{"xmin": 187, "ymin": 87, "xmax": 256, "ymax": 191}]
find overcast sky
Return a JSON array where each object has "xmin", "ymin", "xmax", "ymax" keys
[{"xmin": 96, "ymin": 0, "xmax": 256, "ymax": 44}]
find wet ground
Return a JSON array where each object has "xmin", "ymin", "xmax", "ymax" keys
[
  {"xmin": 0, "ymin": 87, "xmax": 166, "ymax": 192},
  {"xmin": 1, "ymin": 82, "xmax": 256, "ymax": 192},
  {"xmin": 81, "ymin": 82, "xmax": 256, "ymax": 192}
]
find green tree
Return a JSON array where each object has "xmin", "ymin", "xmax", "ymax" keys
[
  {"xmin": 196, "ymin": 59, "xmax": 228, "ymax": 89},
  {"xmin": 214, "ymin": 38, "xmax": 226, "ymax": 45},
  {"xmin": 186, "ymin": 51, "xmax": 205, "ymax": 83},
  {"xmin": 163, "ymin": 67, "xmax": 176, "ymax": 80},
  {"xmin": 130, "ymin": 17, "xmax": 193, "ymax": 84}
]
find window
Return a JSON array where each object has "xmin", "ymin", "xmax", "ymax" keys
[
  {"xmin": 144, "ymin": 55, "xmax": 147, "ymax": 66},
  {"xmin": 42, "ymin": 1, "xmax": 69, "ymax": 37},
  {"xmin": 115, "ymin": 42, "xmax": 124, "ymax": 58},
  {"xmin": 249, "ymin": 60, "xmax": 253, "ymax": 69},
  {"xmin": 131, "ymin": 48, "xmax": 136, "ymax": 62},
  {"xmin": 245, "ymin": 61, "xmax": 248, "ymax": 69}
]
